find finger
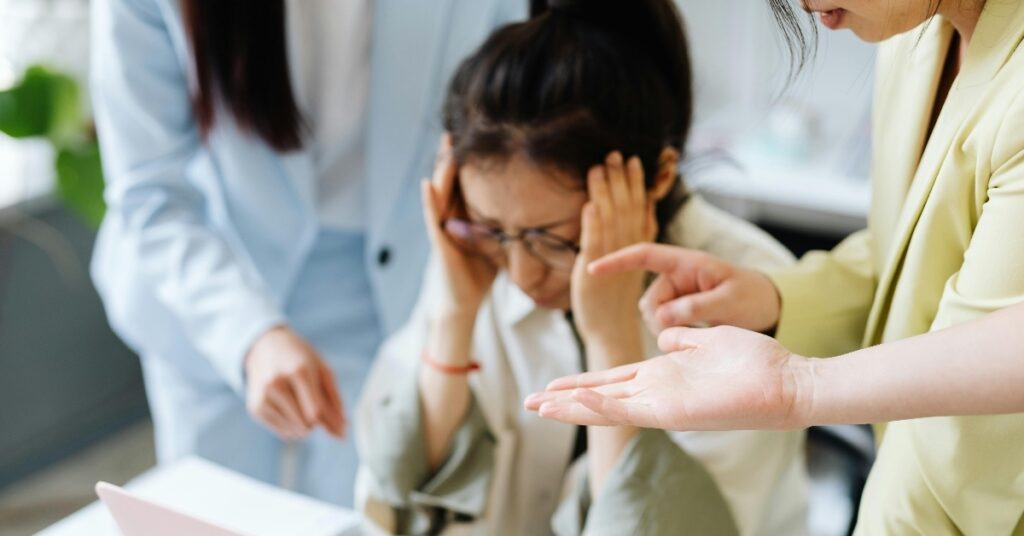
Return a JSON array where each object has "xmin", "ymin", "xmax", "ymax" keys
[
  {"xmin": 588, "ymin": 243, "xmax": 700, "ymax": 278},
  {"xmin": 537, "ymin": 397, "xmax": 619, "ymax": 427},
  {"xmin": 317, "ymin": 360, "xmax": 347, "ymax": 439},
  {"xmin": 421, "ymin": 180, "xmax": 442, "ymax": 238},
  {"xmin": 544, "ymin": 361, "xmax": 641, "ymax": 391},
  {"xmin": 626, "ymin": 155, "xmax": 646, "ymax": 208},
  {"xmin": 432, "ymin": 134, "xmax": 457, "ymax": 202},
  {"xmin": 258, "ymin": 402, "xmax": 298, "ymax": 440},
  {"xmin": 267, "ymin": 384, "xmax": 311, "ymax": 437},
  {"xmin": 639, "ymin": 274, "xmax": 679, "ymax": 321},
  {"xmin": 578, "ymin": 202, "xmax": 600, "ymax": 262},
  {"xmin": 524, "ymin": 390, "xmax": 567, "ymax": 410},
  {"xmin": 657, "ymin": 326, "xmax": 711, "ymax": 353},
  {"xmin": 527, "ymin": 380, "xmax": 636, "ymax": 410},
  {"xmin": 587, "ymin": 165, "xmax": 614, "ymax": 251},
  {"xmin": 605, "ymin": 151, "xmax": 630, "ymax": 214},
  {"xmin": 570, "ymin": 388, "xmax": 659, "ymax": 428},
  {"xmin": 654, "ymin": 285, "xmax": 730, "ymax": 327},
  {"xmin": 290, "ymin": 372, "xmax": 323, "ymax": 429}
]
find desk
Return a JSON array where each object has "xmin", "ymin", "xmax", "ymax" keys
[{"xmin": 39, "ymin": 457, "xmax": 366, "ymax": 536}]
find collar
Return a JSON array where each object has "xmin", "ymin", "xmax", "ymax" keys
[{"xmin": 956, "ymin": 0, "xmax": 1024, "ymax": 86}]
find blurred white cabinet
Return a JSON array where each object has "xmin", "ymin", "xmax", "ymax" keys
[{"xmin": 676, "ymin": 0, "xmax": 876, "ymax": 234}]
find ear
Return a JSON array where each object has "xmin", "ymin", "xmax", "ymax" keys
[{"xmin": 650, "ymin": 147, "xmax": 680, "ymax": 201}]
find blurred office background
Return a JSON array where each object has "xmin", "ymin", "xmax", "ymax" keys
[{"xmin": 0, "ymin": 0, "xmax": 875, "ymax": 534}]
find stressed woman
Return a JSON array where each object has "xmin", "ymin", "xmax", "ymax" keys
[{"xmin": 355, "ymin": 1, "xmax": 807, "ymax": 534}]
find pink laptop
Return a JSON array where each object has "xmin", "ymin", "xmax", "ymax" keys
[{"xmin": 97, "ymin": 482, "xmax": 244, "ymax": 536}]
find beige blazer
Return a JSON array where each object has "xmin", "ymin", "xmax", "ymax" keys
[{"xmin": 769, "ymin": 2, "xmax": 1024, "ymax": 533}]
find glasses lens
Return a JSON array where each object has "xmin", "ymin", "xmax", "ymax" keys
[
  {"xmin": 443, "ymin": 219, "xmax": 503, "ymax": 257},
  {"xmin": 524, "ymin": 233, "xmax": 578, "ymax": 271}
]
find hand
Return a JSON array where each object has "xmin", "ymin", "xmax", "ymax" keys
[
  {"xmin": 571, "ymin": 152, "xmax": 651, "ymax": 354},
  {"xmin": 422, "ymin": 134, "xmax": 498, "ymax": 320},
  {"xmin": 524, "ymin": 325, "xmax": 813, "ymax": 431},
  {"xmin": 588, "ymin": 243, "xmax": 782, "ymax": 334},
  {"xmin": 245, "ymin": 326, "xmax": 346, "ymax": 440}
]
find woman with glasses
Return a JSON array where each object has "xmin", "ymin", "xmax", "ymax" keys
[{"xmin": 354, "ymin": 1, "xmax": 807, "ymax": 534}]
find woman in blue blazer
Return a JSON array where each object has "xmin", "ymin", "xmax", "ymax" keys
[{"xmin": 89, "ymin": 0, "xmax": 524, "ymax": 506}]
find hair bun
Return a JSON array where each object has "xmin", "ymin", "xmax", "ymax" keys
[{"xmin": 548, "ymin": 0, "xmax": 588, "ymax": 13}]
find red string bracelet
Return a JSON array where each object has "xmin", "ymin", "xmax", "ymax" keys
[{"xmin": 422, "ymin": 350, "xmax": 481, "ymax": 375}]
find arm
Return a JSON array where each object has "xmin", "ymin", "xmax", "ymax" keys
[
  {"xmin": 356, "ymin": 260, "xmax": 496, "ymax": 530},
  {"xmin": 91, "ymin": 0, "xmax": 284, "ymax": 392},
  {"xmin": 802, "ymin": 302, "xmax": 1024, "ymax": 424},
  {"xmin": 572, "ymin": 153, "xmax": 650, "ymax": 496},
  {"xmin": 525, "ymin": 302, "xmax": 1024, "ymax": 431},
  {"xmin": 91, "ymin": 0, "xmax": 341, "ymax": 439},
  {"xmin": 415, "ymin": 136, "xmax": 498, "ymax": 470}
]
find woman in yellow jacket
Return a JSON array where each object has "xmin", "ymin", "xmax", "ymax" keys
[{"xmin": 528, "ymin": 0, "xmax": 1024, "ymax": 533}]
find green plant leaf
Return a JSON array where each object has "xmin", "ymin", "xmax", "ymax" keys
[
  {"xmin": 55, "ymin": 143, "xmax": 105, "ymax": 227},
  {"xmin": 0, "ymin": 65, "xmax": 81, "ymax": 142}
]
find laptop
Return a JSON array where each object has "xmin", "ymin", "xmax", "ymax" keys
[
  {"xmin": 97, "ymin": 482, "xmax": 242, "ymax": 536},
  {"xmin": 94, "ymin": 457, "xmax": 364, "ymax": 536}
]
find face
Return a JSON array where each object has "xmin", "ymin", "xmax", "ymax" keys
[
  {"xmin": 801, "ymin": 0, "xmax": 943, "ymax": 42},
  {"xmin": 458, "ymin": 154, "xmax": 588, "ymax": 310}
]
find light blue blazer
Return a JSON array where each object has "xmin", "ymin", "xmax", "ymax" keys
[{"xmin": 90, "ymin": 0, "xmax": 526, "ymax": 393}]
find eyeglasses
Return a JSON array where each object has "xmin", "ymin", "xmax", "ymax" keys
[{"xmin": 442, "ymin": 217, "xmax": 580, "ymax": 271}]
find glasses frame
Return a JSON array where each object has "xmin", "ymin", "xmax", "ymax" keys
[{"xmin": 441, "ymin": 217, "xmax": 581, "ymax": 271}]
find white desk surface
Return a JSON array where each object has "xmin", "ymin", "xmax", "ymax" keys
[{"xmin": 38, "ymin": 457, "xmax": 365, "ymax": 536}]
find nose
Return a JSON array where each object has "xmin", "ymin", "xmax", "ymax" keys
[{"xmin": 506, "ymin": 244, "xmax": 547, "ymax": 293}]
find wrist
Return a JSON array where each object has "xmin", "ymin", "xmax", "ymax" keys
[
  {"xmin": 582, "ymin": 321, "xmax": 645, "ymax": 370},
  {"xmin": 245, "ymin": 324, "xmax": 287, "ymax": 370},
  {"xmin": 786, "ymin": 353, "xmax": 818, "ymax": 429},
  {"xmin": 753, "ymin": 270, "xmax": 783, "ymax": 333},
  {"xmin": 428, "ymin": 311, "xmax": 477, "ymax": 366}
]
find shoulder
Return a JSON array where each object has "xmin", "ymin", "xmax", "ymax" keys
[
  {"xmin": 990, "ymin": 79, "xmax": 1024, "ymax": 179},
  {"xmin": 664, "ymin": 195, "xmax": 795, "ymax": 271}
]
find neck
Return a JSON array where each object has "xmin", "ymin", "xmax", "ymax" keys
[{"xmin": 938, "ymin": 0, "xmax": 986, "ymax": 46}]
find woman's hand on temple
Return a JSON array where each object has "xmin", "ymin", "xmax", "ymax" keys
[
  {"xmin": 245, "ymin": 326, "xmax": 346, "ymax": 440},
  {"xmin": 571, "ymin": 152, "xmax": 650, "ymax": 362},
  {"xmin": 422, "ymin": 134, "xmax": 498, "ymax": 321},
  {"xmin": 524, "ymin": 325, "xmax": 815, "ymax": 431},
  {"xmin": 589, "ymin": 243, "xmax": 783, "ymax": 335}
]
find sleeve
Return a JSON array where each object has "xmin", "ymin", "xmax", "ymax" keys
[
  {"xmin": 90, "ymin": 0, "xmax": 285, "ymax": 392},
  {"xmin": 552, "ymin": 429, "xmax": 739, "ymax": 536},
  {"xmin": 767, "ymin": 229, "xmax": 877, "ymax": 358},
  {"xmin": 930, "ymin": 89, "xmax": 1024, "ymax": 329},
  {"xmin": 356, "ymin": 260, "xmax": 497, "ymax": 534},
  {"xmin": 910, "ymin": 89, "xmax": 1024, "ymax": 534}
]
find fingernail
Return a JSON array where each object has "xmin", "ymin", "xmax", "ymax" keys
[{"xmin": 608, "ymin": 151, "xmax": 623, "ymax": 165}]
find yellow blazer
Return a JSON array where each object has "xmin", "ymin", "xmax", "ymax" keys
[{"xmin": 769, "ymin": 1, "xmax": 1024, "ymax": 534}]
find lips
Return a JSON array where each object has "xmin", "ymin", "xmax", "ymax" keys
[
  {"xmin": 801, "ymin": 0, "xmax": 845, "ymax": 30},
  {"xmin": 818, "ymin": 8, "xmax": 845, "ymax": 30}
]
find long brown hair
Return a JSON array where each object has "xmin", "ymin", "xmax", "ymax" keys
[{"xmin": 180, "ymin": 0, "xmax": 304, "ymax": 151}]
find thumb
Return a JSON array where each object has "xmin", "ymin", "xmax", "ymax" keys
[{"xmin": 654, "ymin": 284, "xmax": 731, "ymax": 328}]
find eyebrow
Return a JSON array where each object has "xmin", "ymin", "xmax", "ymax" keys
[{"xmin": 465, "ymin": 202, "xmax": 578, "ymax": 231}]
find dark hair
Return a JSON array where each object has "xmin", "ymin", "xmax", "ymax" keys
[
  {"xmin": 443, "ymin": 0, "xmax": 693, "ymax": 237},
  {"xmin": 766, "ymin": 0, "xmax": 818, "ymax": 78},
  {"xmin": 181, "ymin": 0, "xmax": 304, "ymax": 151}
]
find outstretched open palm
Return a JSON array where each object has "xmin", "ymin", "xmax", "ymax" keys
[{"xmin": 525, "ymin": 325, "xmax": 808, "ymax": 431}]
